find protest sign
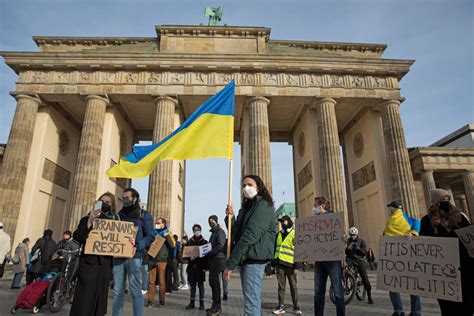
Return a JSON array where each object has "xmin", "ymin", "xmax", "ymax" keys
[
  {"xmin": 377, "ymin": 236, "xmax": 462, "ymax": 302},
  {"xmin": 183, "ymin": 246, "xmax": 200, "ymax": 258},
  {"xmin": 294, "ymin": 212, "xmax": 345, "ymax": 262},
  {"xmin": 85, "ymin": 219, "xmax": 136, "ymax": 258},
  {"xmin": 147, "ymin": 235, "xmax": 165, "ymax": 258},
  {"xmin": 199, "ymin": 243, "xmax": 212, "ymax": 257},
  {"xmin": 455, "ymin": 225, "xmax": 474, "ymax": 258}
]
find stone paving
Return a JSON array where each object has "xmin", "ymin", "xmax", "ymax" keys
[{"xmin": 0, "ymin": 270, "xmax": 441, "ymax": 315}]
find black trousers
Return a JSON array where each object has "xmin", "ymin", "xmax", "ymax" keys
[
  {"xmin": 351, "ymin": 258, "xmax": 371, "ymax": 292},
  {"xmin": 208, "ymin": 257, "xmax": 224, "ymax": 306}
]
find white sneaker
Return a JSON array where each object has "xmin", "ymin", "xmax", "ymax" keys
[
  {"xmin": 141, "ymin": 290, "xmax": 148, "ymax": 295},
  {"xmin": 273, "ymin": 305, "xmax": 285, "ymax": 314},
  {"xmin": 181, "ymin": 285, "xmax": 189, "ymax": 290}
]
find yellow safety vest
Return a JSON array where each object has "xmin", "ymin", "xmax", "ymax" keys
[{"xmin": 274, "ymin": 228, "xmax": 295, "ymax": 264}]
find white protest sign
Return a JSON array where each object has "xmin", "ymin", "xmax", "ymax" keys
[
  {"xmin": 199, "ymin": 243, "xmax": 212, "ymax": 258},
  {"xmin": 294, "ymin": 212, "xmax": 345, "ymax": 262},
  {"xmin": 455, "ymin": 225, "xmax": 474, "ymax": 258},
  {"xmin": 377, "ymin": 236, "xmax": 462, "ymax": 302}
]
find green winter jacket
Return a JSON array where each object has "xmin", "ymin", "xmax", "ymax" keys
[{"xmin": 225, "ymin": 196, "xmax": 276, "ymax": 270}]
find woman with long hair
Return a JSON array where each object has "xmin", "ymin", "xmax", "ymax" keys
[
  {"xmin": 420, "ymin": 189, "xmax": 473, "ymax": 316},
  {"xmin": 70, "ymin": 192, "xmax": 119, "ymax": 316},
  {"xmin": 223, "ymin": 175, "xmax": 276, "ymax": 316}
]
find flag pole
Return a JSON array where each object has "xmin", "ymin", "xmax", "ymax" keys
[{"xmin": 227, "ymin": 158, "xmax": 233, "ymax": 259}]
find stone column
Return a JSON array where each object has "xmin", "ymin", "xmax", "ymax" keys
[
  {"xmin": 69, "ymin": 95, "xmax": 109, "ymax": 229},
  {"xmin": 421, "ymin": 170, "xmax": 436, "ymax": 209},
  {"xmin": 0, "ymin": 94, "xmax": 41, "ymax": 234},
  {"xmin": 457, "ymin": 194, "xmax": 469, "ymax": 213},
  {"xmin": 380, "ymin": 100, "xmax": 419, "ymax": 217},
  {"xmin": 462, "ymin": 170, "xmax": 474, "ymax": 221},
  {"xmin": 148, "ymin": 96, "xmax": 177, "ymax": 221},
  {"xmin": 247, "ymin": 96, "xmax": 272, "ymax": 193},
  {"xmin": 313, "ymin": 98, "xmax": 347, "ymax": 219}
]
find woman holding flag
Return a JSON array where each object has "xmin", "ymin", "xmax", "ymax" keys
[{"xmin": 223, "ymin": 175, "xmax": 276, "ymax": 316}]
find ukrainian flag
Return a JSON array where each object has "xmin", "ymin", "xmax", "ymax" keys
[{"xmin": 106, "ymin": 81, "xmax": 235, "ymax": 178}]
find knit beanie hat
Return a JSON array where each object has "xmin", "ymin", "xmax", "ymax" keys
[{"xmin": 430, "ymin": 189, "xmax": 450, "ymax": 206}]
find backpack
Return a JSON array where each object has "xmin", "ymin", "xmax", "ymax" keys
[{"xmin": 11, "ymin": 245, "xmax": 23, "ymax": 265}]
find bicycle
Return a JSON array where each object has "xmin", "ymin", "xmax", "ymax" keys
[
  {"xmin": 329, "ymin": 260, "xmax": 356, "ymax": 306},
  {"xmin": 46, "ymin": 248, "xmax": 80, "ymax": 313}
]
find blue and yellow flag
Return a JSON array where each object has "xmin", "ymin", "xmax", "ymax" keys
[{"xmin": 106, "ymin": 81, "xmax": 235, "ymax": 178}]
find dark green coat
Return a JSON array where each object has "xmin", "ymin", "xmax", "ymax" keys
[{"xmin": 225, "ymin": 196, "xmax": 276, "ymax": 270}]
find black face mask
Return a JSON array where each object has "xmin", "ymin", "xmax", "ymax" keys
[
  {"xmin": 281, "ymin": 224, "xmax": 288, "ymax": 231},
  {"xmin": 101, "ymin": 203, "xmax": 112, "ymax": 214},
  {"xmin": 439, "ymin": 201, "xmax": 451, "ymax": 212}
]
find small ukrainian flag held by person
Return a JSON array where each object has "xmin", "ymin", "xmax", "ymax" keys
[{"xmin": 106, "ymin": 81, "xmax": 235, "ymax": 178}]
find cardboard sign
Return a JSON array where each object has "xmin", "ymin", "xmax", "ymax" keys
[
  {"xmin": 84, "ymin": 219, "xmax": 136, "ymax": 258},
  {"xmin": 183, "ymin": 246, "xmax": 200, "ymax": 258},
  {"xmin": 294, "ymin": 212, "xmax": 345, "ymax": 262},
  {"xmin": 147, "ymin": 236, "xmax": 166, "ymax": 258},
  {"xmin": 377, "ymin": 236, "xmax": 462, "ymax": 302},
  {"xmin": 199, "ymin": 243, "xmax": 212, "ymax": 257},
  {"xmin": 455, "ymin": 225, "xmax": 474, "ymax": 258}
]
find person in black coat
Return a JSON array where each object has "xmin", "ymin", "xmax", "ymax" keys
[
  {"xmin": 420, "ymin": 189, "xmax": 474, "ymax": 316},
  {"xmin": 69, "ymin": 192, "xmax": 119, "ymax": 316},
  {"xmin": 185, "ymin": 224, "xmax": 208, "ymax": 310},
  {"xmin": 27, "ymin": 229, "xmax": 56, "ymax": 284},
  {"xmin": 205, "ymin": 215, "xmax": 226, "ymax": 314}
]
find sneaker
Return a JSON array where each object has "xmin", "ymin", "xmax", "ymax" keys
[
  {"xmin": 159, "ymin": 300, "xmax": 165, "ymax": 306},
  {"xmin": 146, "ymin": 301, "xmax": 153, "ymax": 307},
  {"xmin": 368, "ymin": 297, "xmax": 374, "ymax": 304},
  {"xmin": 273, "ymin": 304, "xmax": 285, "ymax": 314},
  {"xmin": 141, "ymin": 290, "xmax": 148, "ymax": 295},
  {"xmin": 223, "ymin": 293, "xmax": 228, "ymax": 301},
  {"xmin": 293, "ymin": 306, "xmax": 302, "ymax": 315},
  {"xmin": 181, "ymin": 284, "xmax": 189, "ymax": 290},
  {"xmin": 155, "ymin": 285, "xmax": 159, "ymax": 289}
]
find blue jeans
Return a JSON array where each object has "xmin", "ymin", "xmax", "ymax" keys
[
  {"xmin": 314, "ymin": 261, "xmax": 345, "ymax": 316},
  {"xmin": 141, "ymin": 264, "xmax": 148, "ymax": 292},
  {"xmin": 190, "ymin": 281, "xmax": 205, "ymax": 300},
  {"xmin": 112, "ymin": 258, "xmax": 144, "ymax": 316},
  {"xmin": 222, "ymin": 273, "xmax": 228, "ymax": 295},
  {"xmin": 11, "ymin": 272, "xmax": 24, "ymax": 288},
  {"xmin": 239, "ymin": 264, "xmax": 265, "ymax": 316},
  {"xmin": 389, "ymin": 292, "xmax": 421, "ymax": 315}
]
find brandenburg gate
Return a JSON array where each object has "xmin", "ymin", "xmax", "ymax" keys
[{"xmin": 0, "ymin": 25, "xmax": 419, "ymax": 252}]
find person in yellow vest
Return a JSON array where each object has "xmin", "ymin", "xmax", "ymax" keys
[{"xmin": 272, "ymin": 215, "xmax": 302, "ymax": 315}]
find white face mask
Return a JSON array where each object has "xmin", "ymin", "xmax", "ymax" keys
[
  {"xmin": 194, "ymin": 231, "xmax": 201, "ymax": 237},
  {"xmin": 312, "ymin": 207, "xmax": 320, "ymax": 215},
  {"xmin": 242, "ymin": 185, "xmax": 258, "ymax": 199},
  {"xmin": 155, "ymin": 224, "xmax": 162, "ymax": 230}
]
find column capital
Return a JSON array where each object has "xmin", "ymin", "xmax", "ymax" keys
[
  {"xmin": 13, "ymin": 94, "xmax": 42, "ymax": 104},
  {"xmin": 312, "ymin": 97, "xmax": 337, "ymax": 108},
  {"xmin": 154, "ymin": 95, "xmax": 178, "ymax": 106},
  {"xmin": 378, "ymin": 99, "xmax": 401, "ymax": 109},
  {"xmin": 247, "ymin": 95, "xmax": 270, "ymax": 105},
  {"xmin": 85, "ymin": 94, "xmax": 110, "ymax": 105}
]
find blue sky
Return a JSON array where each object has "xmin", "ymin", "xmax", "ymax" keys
[{"xmin": 1, "ymin": 0, "xmax": 472, "ymax": 237}]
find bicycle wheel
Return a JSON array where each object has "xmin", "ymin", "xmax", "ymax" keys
[
  {"xmin": 355, "ymin": 278, "xmax": 366, "ymax": 301},
  {"xmin": 47, "ymin": 272, "xmax": 67, "ymax": 313},
  {"xmin": 329, "ymin": 271, "xmax": 356, "ymax": 305}
]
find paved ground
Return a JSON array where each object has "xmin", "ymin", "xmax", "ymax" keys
[{"xmin": 0, "ymin": 270, "xmax": 441, "ymax": 315}]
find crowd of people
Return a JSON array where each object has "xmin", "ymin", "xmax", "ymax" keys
[{"xmin": 0, "ymin": 175, "xmax": 472, "ymax": 316}]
